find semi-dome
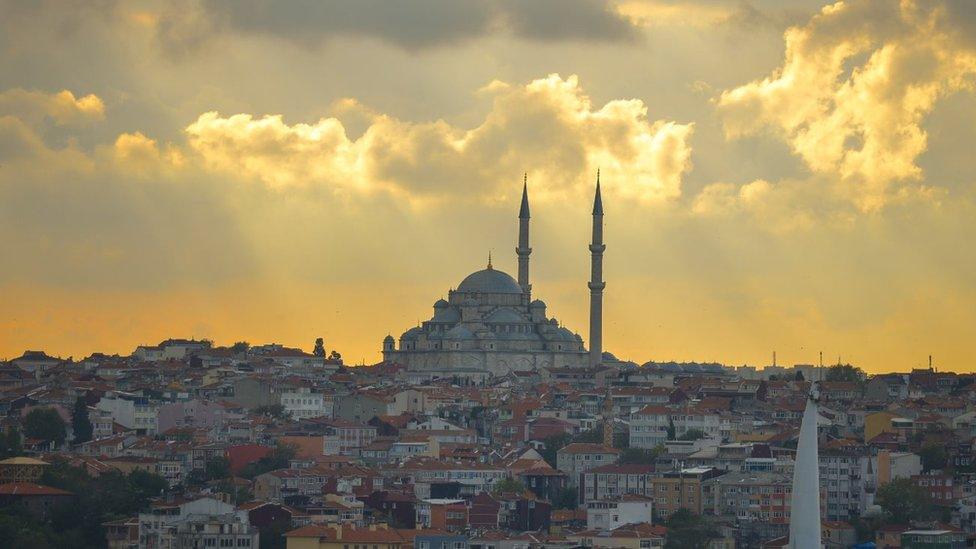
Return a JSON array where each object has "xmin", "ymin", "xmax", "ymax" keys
[
  {"xmin": 444, "ymin": 325, "xmax": 475, "ymax": 340},
  {"xmin": 434, "ymin": 299, "xmax": 449, "ymax": 309},
  {"xmin": 485, "ymin": 307, "xmax": 524, "ymax": 323},
  {"xmin": 456, "ymin": 268, "xmax": 523, "ymax": 294},
  {"xmin": 529, "ymin": 299, "xmax": 547, "ymax": 309}
]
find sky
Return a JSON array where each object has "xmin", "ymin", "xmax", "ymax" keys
[{"xmin": 1, "ymin": 0, "xmax": 975, "ymax": 372}]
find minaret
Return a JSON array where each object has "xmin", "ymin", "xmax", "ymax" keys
[
  {"xmin": 588, "ymin": 171, "xmax": 605, "ymax": 368},
  {"xmin": 517, "ymin": 174, "xmax": 532, "ymax": 294},
  {"xmin": 788, "ymin": 388, "xmax": 822, "ymax": 548}
]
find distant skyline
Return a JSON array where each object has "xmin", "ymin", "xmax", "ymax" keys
[{"xmin": 2, "ymin": 0, "xmax": 975, "ymax": 373}]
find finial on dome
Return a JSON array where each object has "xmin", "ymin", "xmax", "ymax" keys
[{"xmin": 487, "ymin": 250, "xmax": 493, "ymax": 269}]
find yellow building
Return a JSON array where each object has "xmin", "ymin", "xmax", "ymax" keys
[
  {"xmin": 286, "ymin": 524, "xmax": 430, "ymax": 549},
  {"xmin": 650, "ymin": 468, "xmax": 722, "ymax": 520},
  {"xmin": 0, "ymin": 457, "xmax": 48, "ymax": 483},
  {"xmin": 865, "ymin": 411, "xmax": 897, "ymax": 442}
]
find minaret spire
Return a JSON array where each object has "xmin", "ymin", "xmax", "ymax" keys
[
  {"xmin": 588, "ymin": 170, "xmax": 605, "ymax": 368},
  {"xmin": 516, "ymin": 173, "xmax": 532, "ymax": 294}
]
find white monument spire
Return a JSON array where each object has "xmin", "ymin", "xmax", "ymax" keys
[{"xmin": 789, "ymin": 386, "xmax": 822, "ymax": 548}]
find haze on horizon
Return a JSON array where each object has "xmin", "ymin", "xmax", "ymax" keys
[{"xmin": 1, "ymin": 0, "xmax": 975, "ymax": 373}]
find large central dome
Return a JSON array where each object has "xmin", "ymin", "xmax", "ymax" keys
[{"xmin": 456, "ymin": 267, "xmax": 523, "ymax": 294}]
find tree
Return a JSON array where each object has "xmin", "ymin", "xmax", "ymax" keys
[
  {"xmin": 0, "ymin": 427, "xmax": 22, "ymax": 458},
  {"xmin": 573, "ymin": 429, "xmax": 602, "ymax": 444},
  {"xmin": 230, "ymin": 341, "xmax": 250, "ymax": 354},
  {"xmin": 876, "ymin": 477, "xmax": 935, "ymax": 524},
  {"xmin": 666, "ymin": 417, "xmax": 676, "ymax": 440},
  {"xmin": 328, "ymin": 350, "xmax": 342, "ymax": 362},
  {"xmin": 492, "ymin": 477, "xmax": 526, "ymax": 494},
  {"xmin": 71, "ymin": 397, "xmax": 92, "ymax": 444},
  {"xmin": 918, "ymin": 443, "xmax": 947, "ymax": 472},
  {"xmin": 254, "ymin": 404, "xmax": 288, "ymax": 420},
  {"xmin": 205, "ymin": 456, "xmax": 231, "ymax": 481},
  {"xmin": 552, "ymin": 486, "xmax": 578, "ymax": 510},
  {"xmin": 795, "ymin": 370, "xmax": 805, "ymax": 382},
  {"xmin": 664, "ymin": 509, "xmax": 718, "ymax": 549},
  {"xmin": 24, "ymin": 407, "xmax": 67, "ymax": 447},
  {"xmin": 825, "ymin": 363, "xmax": 865, "ymax": 383},
  {"xmin": 619, "ymin": 446, "xmax": 663, "ymax": 465},
  {"xmin": 540, "ymin": 433, "xmax": 572, "ymax": 467},
  {"xmin": 678, "ymin": 428, "xmax": 707, "ymax": 441},
  {"xmin": 313, "ymin": 338, "xmax": 326, "ymax": 357},
  {"xmin": 240, "ymin": 444, "xmax": 298, "ymax": 479},
  {"xmin": 37, "ymin": 460, "xmax": 169, "ymax": 548}
]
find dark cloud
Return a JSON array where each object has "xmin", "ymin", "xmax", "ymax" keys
[{"xmin": 158, "ymin": 0, "xmax": 637, "ymax": 55}]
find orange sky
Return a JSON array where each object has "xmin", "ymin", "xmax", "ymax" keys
[{"xmin": 1, "ymin": 0, "xmax": 975, "ymax": 372}]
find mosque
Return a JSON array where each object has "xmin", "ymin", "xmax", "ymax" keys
[{"xmin": 382, "ymin": 174, "xmax": 607, "ymax": 380}]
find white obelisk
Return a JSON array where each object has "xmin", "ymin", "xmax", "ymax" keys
[{"xmin": 789, "ymin": 388, "xmax": 822, "ymax": 548}]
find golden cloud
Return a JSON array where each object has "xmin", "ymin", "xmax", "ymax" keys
[
  {"xmin": 0, "ymin": 88, "xmax": 104, "ymax": 126},
  {"xmin": 184, "ymin": 74, "xmax": 694, "ymax": 204},
  {"xmin": 717, "ymin": 0, "xmax": 976, "ymax": 211}
]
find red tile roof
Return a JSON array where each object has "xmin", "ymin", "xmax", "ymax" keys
[{"xmin": 0, "ymin": 482, "xmax": 73, "ymax": 496}]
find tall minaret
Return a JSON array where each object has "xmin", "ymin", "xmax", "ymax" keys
[
  {"xmin": 588, "ymin": 171, "xmax": 605, "ymax": 368},
  {"xmin": 517, "ymin": 173, "xmax": 532, "ymax": 294}
]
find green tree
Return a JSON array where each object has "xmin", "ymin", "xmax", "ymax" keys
[
  {"xmin": 493, "ymin": 477, "xmax": 526, "ymax": 494},
  {"xmin": 71, "ymin": 397, "xmax": 92, "ymax": 444},
  {"xmin": 552, "ymin": 486, "xmax": 578, "ymax": 509},
  {"xmin": 240, "ymin": 444, "xmax": 298, "ymax": 479},
  {"xmin": 825, "ymin": 363, "xmax": 866, "ymax": 383},
  {"xmin": 254, "ymin": 404, "xmax": 289, "ymax": 420},
  {"xmin": 666, "ymin": 417, "xmax": 676, "ymax": 440},
  {"xmin": 678, "ymin": 428, "xmax": 707, "ymax": 441},
  {"xmin": 205, "ymin": 456, "xmax": 232, "ymax": 481},
  {"xmin": 573, "ymin": 429, "xmax": 602, "ymax": 444},
  {"xmin": 230, "ymin": 341, "xmax": 250, "ymax": 354},
  {"xmin": 664, "ymin": 509, "xmax": 718, "ymax": 549},
  {"xmin": 0, "ymin": 427, "xmax": 22, "ymax": 458},
  {"xmin": 313, "ymin": 338, "xmax": 326, "ymax": 357},
  {"xmin": 259, "ymin": 517, "xmax": 292, "ymax": 549},
  {"xmin": 328, "ymin": 350, "xmax": 342, "ymax": 362},
  {"xmin": 24, "ymin": 407, "xmax": 67, "ymax": 446},
  {"xmin": 540, "ymin": 433, "xmax": 572, "ymax": 467},
  {"xmin": 918, "ymin": 443, "xmax": 947, "ymax": 472},
  {"xmin": 876, "ymin": 477, "xmax": 935, "ymax": 524},
  {"xmin": 36, "ymin": 460, "xmax": 169, "ymax": 548}
]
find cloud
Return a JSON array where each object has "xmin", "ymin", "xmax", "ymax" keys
[
  {"xmin": 0, "ymin": 88, "xmax": 104, "ymax": 126},
  {"xmin": 716, "ymin": 0, "xmax": 976, "ymax": 211},
  {"xmin": 184, "ymin": 74, "xmax": 694, "ymax": 204},
  {"xmin": 155, "ymin": 0, "xmax": 637, "ymax": 56}
]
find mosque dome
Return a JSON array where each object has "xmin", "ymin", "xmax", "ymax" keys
[
  {"xmin": 456, "ymin": 268, "xmax": 523, "ymax": 294},
  {"xmin": 432, "ymin": 307, "xmax": 460, "ymax": 323},
  {"xmin": 434, "ymin": 299, "xmax": 449, "ymax": 309},
  {"xmin": 529, "ymin": 299, "xmax": 546, "ymax": 309},
  {"xmin": 400, "ymin": 326, "xmax": 423, "ymax": 340}
]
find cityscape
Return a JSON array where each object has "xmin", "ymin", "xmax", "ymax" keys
[{"xmin": 3, "ymin": 1, "xmax": 976, "ymax": 549}]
